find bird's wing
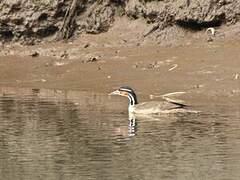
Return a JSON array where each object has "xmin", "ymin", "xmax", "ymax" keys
[
  {"xmin": 162, "ymin": 97, "xmax": 187, "ymax": 107},
  {"xmin": 134, "ymin": 101, "xmax": 183, "ymax": 114}
]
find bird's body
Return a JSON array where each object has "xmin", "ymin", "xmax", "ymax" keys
[
  {"xmin": 128, "ymin": 101, "xmax": 185, "ymax": 114},
  {"xmin": 110, "ymin": 86, "xmax": 188, "ymax": 115}
]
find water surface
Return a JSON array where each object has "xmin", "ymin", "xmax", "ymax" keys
[{"xmin": 0, "ymin": 87, "xmax": 239, "ymax": 180}]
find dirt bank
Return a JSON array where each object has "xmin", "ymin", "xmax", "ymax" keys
[
  {"xmin": 0, "ymin": 30, "xmax": 239, "ymax": 108},
  {"xmin": 0, "ymin": 1, "xmax": 240, "ymax": 108},
  {"xmin": 1, "ymin": 0, "xmax": 240, "ymax": 45}
]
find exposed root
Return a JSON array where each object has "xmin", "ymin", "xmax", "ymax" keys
[
  {"xmin": 143, "ymin": 23, "xmax": 159, "ymax": 38},
  {"xmin": 57, "ymin": 0, "xmax": 80, "ymax": 40}
]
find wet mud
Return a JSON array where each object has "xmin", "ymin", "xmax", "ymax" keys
[{"xmin": 0, "ymin": 28, "xmax": 239, "ymax": 109}]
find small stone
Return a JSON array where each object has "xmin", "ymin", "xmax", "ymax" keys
[
  {"xmin": 54, "ymin": 62, "xmax": 66, "ymax": 66},
  {"xmin": 30, "ymin": 51, "xmax": 39, "ymax": 57},
  {"xmin": 83, "ymin": 43, "xmax": 90, "ymax": 48},
  {"xmin": 132, "ymin": 63, "xmax": 138, "ymax": 68},
  {"xmin": 89, "ymin": 56, "xmax": 97, "ymax": 62},
  {"xmin": 207, "ymin": 36, "xmax": 213, "ymax": 42},
  {"xmin": 193, "ymin": 84, "xmax": 204, "ymax": 89},
  {"xmin": 234, "ymin": 73, "xmax": 239, "ymax": 80},
  {"xmin": 83, "ymin": 56, "xmax": 98, "ymax": 63},
  {"xmin": 60, "ymin": 51, "xmax": 68, "ymax": 59}
]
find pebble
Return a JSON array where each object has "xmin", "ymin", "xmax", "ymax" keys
[
  {"xmin": 30, "ymin": 51, "xmax": 39, "ymax": 57},
  {"xmin": 83, "ymin": 43, "xmax": 90, "ymax": 48}
]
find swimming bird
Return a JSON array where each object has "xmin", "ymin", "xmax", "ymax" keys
[{"xmin": 109, "ymin": 86, "xmax": 188, "ymax": 115}]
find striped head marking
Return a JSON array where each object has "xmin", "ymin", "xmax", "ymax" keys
[{"xmin": 110, "ymin": 86, "xmax": 138, "ymax": 105}]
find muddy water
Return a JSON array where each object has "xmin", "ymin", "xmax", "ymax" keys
[{"xmin": 0, "ymin": 87, "xmax": 239, "ymax": 180}]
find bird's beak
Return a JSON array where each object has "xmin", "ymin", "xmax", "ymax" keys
[{"xmin": 109, "ymin": 90, "xmax": 120, "ymax": 96}]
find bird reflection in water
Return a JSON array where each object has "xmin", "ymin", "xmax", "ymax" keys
[{"xmin": 128, "ymin": 117, "xmax": 137, "ymax": 137}]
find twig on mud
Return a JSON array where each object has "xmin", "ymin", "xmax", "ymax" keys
[
  {"xmin": 234, "ymin": 73, "xmax": 239, "ymax": 80},
  {"xmin": 143, "ymin": 24, "xmax": 159, "ymax": 38},
  {"xmin": 168, "ymin": 64, "xmax": 178, "ymax": 71}
]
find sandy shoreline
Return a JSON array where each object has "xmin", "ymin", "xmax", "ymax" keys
[{"xmin": 0, "ymin": 31, "xmax": 240, "ymax": 108}]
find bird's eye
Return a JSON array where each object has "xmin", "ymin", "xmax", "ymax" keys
[{"xmin": 120, "ymin": 91, "xmax": 129, "ymax": 96}]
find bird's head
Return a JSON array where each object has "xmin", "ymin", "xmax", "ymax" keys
[{"xmin": 109, "ymin": 86, "xmax": 138, "ymax": 105}]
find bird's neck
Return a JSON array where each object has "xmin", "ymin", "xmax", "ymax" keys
[
  {"xmin": 128, "ymin": 104, "xmax": 135, "ymax": 113},
  {"xmin": 127, "ymin": 93, "xmax": 138, "ymax": 106}
]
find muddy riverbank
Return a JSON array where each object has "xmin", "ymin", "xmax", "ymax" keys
[
  {"xmin": 0, "ymin": 24, "xmax": 239, "ymax": 108},
  {"xmin": 1, "ymin": 0, "xmax": 240, "ymax": 107}
]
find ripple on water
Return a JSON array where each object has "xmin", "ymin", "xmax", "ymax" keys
[{"xmin": 0, "ymin": 87, "xmax": 239, "ymax": 180}]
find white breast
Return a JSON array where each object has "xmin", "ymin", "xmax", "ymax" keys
[{"xmin": 128, "ymin": 105, "xmax": 135, "ymax": 113}]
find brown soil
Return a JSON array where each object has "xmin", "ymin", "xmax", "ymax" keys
[{"xmin": 0, "ymin": 19, "xmax": 240, "ymax": 109}]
